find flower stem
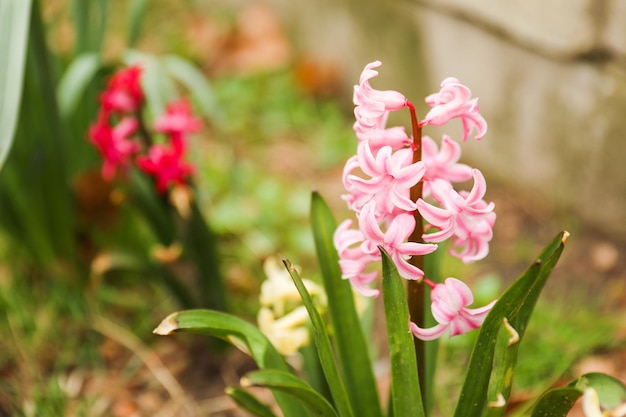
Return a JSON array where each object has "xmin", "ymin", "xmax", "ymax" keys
[{"xmin": 406, "ymin": 101, "xmax": 427, "ymax": 407}]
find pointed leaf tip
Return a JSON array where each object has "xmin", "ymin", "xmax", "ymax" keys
[{"xmin": 153, "ymin": 313, "xmax": 178, "ymax": 335}]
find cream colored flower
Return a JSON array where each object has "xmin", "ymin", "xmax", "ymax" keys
[{"xmin": 257, "ymin": 257, "xmax": 326, "ymax": 356}]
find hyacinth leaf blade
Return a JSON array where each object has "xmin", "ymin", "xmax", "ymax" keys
[
  {"xmin": 310, "ymin": 191, "xmax": 383, "ymax": 417},
  {"xmin": 153, "ymin": 309, "xmax": 311, "ymax": 417},
  {"xmin": 0, "ymin": 0, "xmax": 31, "ymax": 170},
  {"xmin": 528, "ymin": 387, "xmax": 581, "ymax": 417},
  {"xmin": 530, "ymin": 373, "xmax": 626, "ymax": 416},
  {"xmin": 484, "ymin": 318, "xmax": 520, "ymax": 417},
  {"xmin": 454, "ymin": 231, "xmax": 568, "ymax": 417},
  {"xmin": 225, "ymin": 387, "xmax": 278, "ymax": 417},
  {"xmin": 380, "ymin": 249, "xmax": 425, "ymax": 417},
  {"xmin": 162, "ymin": 54, "xmax": 224, "ymax": 125},
  {"xmin": 124, "ymin": 50, "xmax": 178, "ymax": 119},
  {"xmin": 242, "ymin": 369, "xmax": 339, "ymax": 417},
  {"xmin": 283, "ymin": 259, "xmax": 354, "ymax": 417},
  {"xmin": 127, "ymin": 0, "xmax": 148, "ymax": 47},
  {"xmin": 56, "ymin": 52, "xmax": 101, "ymax": 118}
]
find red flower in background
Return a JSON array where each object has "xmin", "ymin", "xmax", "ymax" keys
[
  {"xmin": 100, "ymin": 65, "xmax": 144, "ymax": 113},
  {"xmin": 88, "ymin": 116, "xmax": 139, "ymax": 180},
  {"xmin": 154, "ymin": 99, "xmax": 203, "ymax": 141},
  {"xmin": 137, "ymin": 142, "xmax": 195, "ymax": 194}
]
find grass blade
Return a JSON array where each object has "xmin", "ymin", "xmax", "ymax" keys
[
  {"xmin": 380, "ymin": 249, "xmax": 425, "ymax": 417},
  {"xmin": 453, "ymin": 231, "xmax": 569, "ymax": 417},
  {"xmin": 283, "ymin": 259, "xmax": 354, "ymax": 417},
  {"xmin": 310, "ymin": 192, "xmax": 383, "ymax": 417},
  {"xmin": 0, "ymin": 0, "xmax": 32, "ymax": 170},
  {"xmin": 242, "ymin": 370, "xmax": 338, "ymax": 417}
]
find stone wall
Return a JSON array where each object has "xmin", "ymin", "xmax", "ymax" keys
[{"xmin": 220, "ymin": 0, "xmax": 626, "ymax": 237}]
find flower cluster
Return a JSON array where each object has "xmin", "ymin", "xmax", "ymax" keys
[
  {"xmin": 88, "ymin": 66, "xmax": 201, "ymax": 194},
  {"xmin": 335, "ymin": 61, "xmax": 495, "ymax": 339}
]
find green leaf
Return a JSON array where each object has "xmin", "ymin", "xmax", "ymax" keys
[
  {"xmin": 124, "ymin": 50, "xmax": 177, "ymax": 119},
  {"xmin": 529, "ymin": 387, "xmax": 582, "ymax": 417},
  {"xmin": 0, "ymin": 0, "xmax": 32, "ymax": 170},
  {"xmin": 154, "ymin": 309, "xmax": 310, "ymax": 417},
  {"xmin": 57, "ymin": 53, "xmax": 101, "ymax": 118},
  {"xmin": 530, "ymin": 373, "xmax": 626, "ymax": 416},
  {"xmin": 484, "ymin": 318, "xmax": 520, "ymax": 417},
  {"xmin": 226, "ymin": 387, "xmax": 278, "ymax": 417},
  {"xmin": 162, "ymin": 54, "xmax": 224, "ymax": 124},
  {"xmin": 283, "ymin": 259, "xmax": 354, "ymax": 417},
  {"xmin": 310, "ymin": 192, "xmax": 383, "ymax": 417},
  {"xmin": 127, "ymin": 0, "xmax": 148, "ymax": 47},
  {"xmin": 454, "ymin": 231, "xmax": 569, "ymax": 417},
  {"xmin": 570, "ymin": 373, "xmax": 626, "ymax": 409},
  {"xmin": 380, "ymin": 249, "xmax": 425, "ymax": 417},
  {"xmin": 242, "ymin": 370, "xmax": 338, "ymax": 417}
]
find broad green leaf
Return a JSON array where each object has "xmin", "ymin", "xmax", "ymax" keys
[
  {"xmin": 484, "ymin": 318, "xmax": 520, "ymax": 417},
  {"xmin": 162, "ymin": 55, "xmax": 224, "ymax": 124},
  {"xmin": 154, "ymin": 309, "xmax": 310, "ymax": 417},
  {"xmin": 284, "ymin": 260, "xmax": 354, "ymax": 417},
  {"xmin": 381, "ymin": 249, "xmax": 425, "ymax": 417},
  {"xmin": 530, "ymin": 373, "xmax": 626, "ymax": 416},
  {"xmin": 569, "ymin": 372, "xmax": 626, "ymax": 409},
  {"xmin": 225, "ymin": 387, "xmax": 278, "ymax": 417},
  {"xmin": 57, "ymin": 53, "xmax": 101, "ymax": 117},
  {"xmin": 310, "ymin": 192, "xmax": 383, "ymax": 417},
  {"xmin": 0, "ymin": 0, "xmax": 32, "ymax": 170},
  {"xmin": 454, "ymin": 231, "xmax": 568, "ymax": 417},
  {"xmin": 530, "ymin": 387, "xmax": 581, "ymax": 417},
  {"xmin": 242, "ymin": 370, "xmax": 338, "ymax": 417}
]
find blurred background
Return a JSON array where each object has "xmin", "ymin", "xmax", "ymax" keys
[{"xmin": 1, "ymin": 0, "xmax": 625, "ymax": 416}]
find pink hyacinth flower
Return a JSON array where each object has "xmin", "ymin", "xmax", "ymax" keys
[
  {"xmin": 421, "ymin": 77, "xmax": 487, "ymax": 141},
  {"xmin": 137, "ymin": 142, "xmax": 195, "ymax": 194},
  {"xmin": 153, "ymin": 99, "xmax": 203, "ymax": 145},
  {"xmin": 358, "ymin": 201, "xmax": 437, "ymax": 280},
  {"xmin": 416, "ymin": 169, "xmax": 495, "ymax": 263},
  {"xmin": 422, "ymin": 135, "xmax": 473, "ymax": 198},
  {"xmin": 344, "ymin": 141, "xmax": 426, "ymax": 217},
  {"xmin": 100, "ymin": 65, "xmax": 144, "ymax": 113},
  {"xmin": 354, "ymin": 61, "xmax": 407, "ymax": 117},
  {"xmin": 334, "ymin": 219, "xmax": 381, "ymax": 297},
  {"xmin": 89, "ymin": 116, "xmax": 139, "ymax": 180},
  {"xmin": 410, "ymin": 278, "xmax": 496, "ymax": 340}
]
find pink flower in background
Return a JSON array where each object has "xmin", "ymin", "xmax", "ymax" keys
[
  {"xmin": 416, "ymin": 169, "xmax": 495, "ymax": 262},
  {"xmin": 358, "ymin": 201, "xmax": 437, "ymax": 280},
  {"xmin": 153, "ymin": 99, "xmax": 203, "ymax": 145},
  {"xmin": 343, "ymin": 142, "xmax": 426, "ymax": 217},
  {"xmin": 89, "ymin": 116, "xmax": 139, "ymax": 180},
  {"xmin": 410, "ymin": 278, "xmax": 496, "ymax": 340},
  {"xmin": 100, "ymin": 65, "xmax": 144, "ymax": 113},
  {"xmin": 421, "ymin": 77, "xmax": 487, "ymax": 141},
  {"xmin": 422, "ymin": 135, "xmax": 473, "ymax": 197},
  {"xmin": 137, "ymin": 142, "xmax": 195, "ymax": 194}
]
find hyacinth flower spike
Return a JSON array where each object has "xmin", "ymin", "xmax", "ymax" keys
[{"xmin": 410, "ymin": 278, "xmax": 496, "ymax": 340}]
